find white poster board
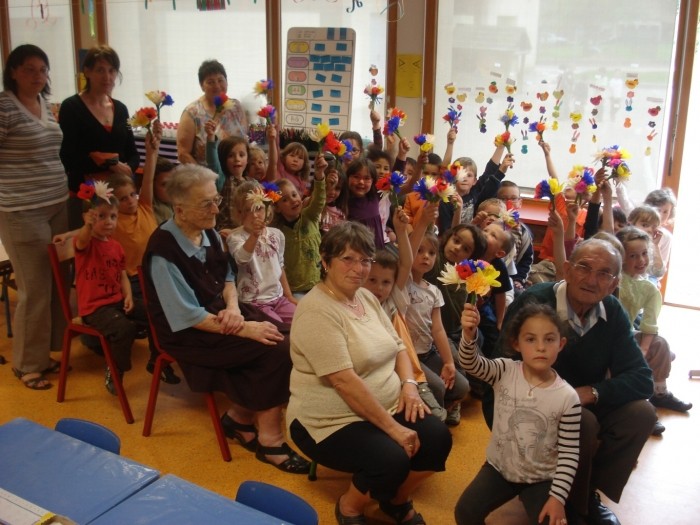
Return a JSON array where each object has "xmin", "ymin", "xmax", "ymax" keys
[{"xmin": 284, "ymin": 27, "xmax": 356, "ymax": 132}]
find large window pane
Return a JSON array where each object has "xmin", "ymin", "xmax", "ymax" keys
[
  {"xmin": 281, "ymin": 0, "xmax": 387, "ymax": 140},
  {"xmin": 106, "ymin": 0, "xmax": 266, "ymax": 132},
  {"xmin": 434, "ymin": 0, "xmax": 678, "ymax": 202},
  {"xmin": 8, "ymin": 0, "xmax": 75, "ymax": 103}
]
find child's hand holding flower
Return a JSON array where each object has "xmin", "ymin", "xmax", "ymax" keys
[{"xmin": 460, "ymin": 303, "xmax": 481, "ymax": 342}]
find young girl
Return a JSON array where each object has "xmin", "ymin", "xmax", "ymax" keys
[
  {"xmin": 247, "ymin": 145, "xmax": 267, "ymax": 182},
  {"xmin": 615, "ymin": 226, "xmax": 692, "ymax": 414},
  {"xmin": 205, "ymin": 122, "xmax": 251, "ymax": 231},
  {"xmin": 405, "ymin": 231, "xmax": 471, "ymax": 425},
  {"xmin": 320, "ymin": 165, "xmax": 346, "ymax": 235},
  {"xmin": 342, "ymin": 158, "xmax": 385, "ymax": 248},
  {"xmin": 227, "ymin": 181, "xmax": 297, "ymax": 324},
  {"xmin": 268, "ymin": 139, "xmax": 311, "ymax": 197},
  {"xmin": 152, "ymin": 156, "xmax": 176, "ymax": 224},
  {"xmin": 455, "ymin": 302, "xmax": 581, "ymax": 525},
  {"xmin": 270, "ymin": 155, "xmax": 328, "ymax": 296},
  {"xmin": 627, "ymin": 205, "xmax": 665, "ymax": 280}
]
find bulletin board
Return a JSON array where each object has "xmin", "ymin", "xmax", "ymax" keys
[{"xmin": 284, "ymin": 27, "xmax": 356, "ymax": 132}]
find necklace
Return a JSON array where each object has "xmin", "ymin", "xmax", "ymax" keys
[
  {"xmin": 323, "ymin": 283, "xmax": 359, "ymax": 309},
  {"xmin": 525, "ymin": 371, "xmax": 554, "ymax": 398}
]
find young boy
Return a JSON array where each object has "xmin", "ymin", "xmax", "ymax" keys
[
  {"xmin": 73, "ymin": 194, "xmax": 141, "ymax": 395},
  {"xmin": 496, "ymin": 181, "xmax": 534, "ymax": 293},
  {"xmin": 152, "ymin": 156, "xmax": 176, "ymax": 224}
]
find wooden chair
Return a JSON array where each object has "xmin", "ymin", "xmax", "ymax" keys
[
  {"xmin": 137, "ymin": 266, "xmax": 232, "ymax": 462},
  {"xmin": 47, "ymin": 242, "xmax": 134, "ymax": 424},
  {"xmin": 55, "ymin": 417, "xmax": 121, "ymax": 454},
  {"xmin": 236, "ymin": 480, "xmax": 318, "ymax": 525}
]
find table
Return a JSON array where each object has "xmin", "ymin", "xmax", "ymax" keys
[
  {"xmin": 0, "ymin": 418, "xmax": 159, "ymax": 524},
  {"xmin": 89, "ymin": 475, "xmax": 291, "ymax": 524}
]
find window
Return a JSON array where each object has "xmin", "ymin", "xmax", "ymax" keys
[{"xmin": 433, "ymin": 0, "xmax": 678, "ymax": 202}]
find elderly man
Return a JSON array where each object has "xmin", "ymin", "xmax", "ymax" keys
[{"xmin": 486, "ymin": 238, "xmax": 655, "ymax": 525}]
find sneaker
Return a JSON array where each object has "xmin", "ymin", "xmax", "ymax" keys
[
  {"xmin": 650, "ymin": 392, "xmax": 693, "ymax": 412},
  {"xmin": 651, "ymin": 420, "xmax": 666, "ymax": 436},
  {"xmin": 445, "ymin": 402, "xmax": 461, "ymax": 426}
]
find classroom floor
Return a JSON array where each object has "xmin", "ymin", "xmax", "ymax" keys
[{"xmin": 0, "ymin": 287, "xmax": 698, "ymax": 525}]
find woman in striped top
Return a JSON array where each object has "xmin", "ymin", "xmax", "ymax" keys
[
  {"xmin": 455, "ymin": 302, "xmax": 581, "ymax": 525},
  {"xmin": 0, "ymin": 44, "xmax": 69, "ymax": 390}
]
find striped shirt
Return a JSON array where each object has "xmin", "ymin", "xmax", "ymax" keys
[
  {"xmin": 0, "ymin": 91, "xmax": 68, "ymax": 211},
  {"xmin": 459, "ymin": 337, "xmax": 581, "ymax": 505}
]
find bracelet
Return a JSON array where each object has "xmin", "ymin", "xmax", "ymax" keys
[
  {"xmin": 591, "ymin": 386, "xmax": 600, "ymax": 405},
  {"xmin": 400, "ymin": 379, "xmax": 419, "ymax": 388}
]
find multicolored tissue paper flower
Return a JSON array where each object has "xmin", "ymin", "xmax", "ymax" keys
[
  {"xmin": 383, "ymin": 107, "xmax": 407, "ymax": 139},
  {"xmin": 502, "ymin": 209, "xmax": 520, "ymax": 229},
  {"xmin": 247, "ymin": 182, "xmax": 282, "ymax": 218},
  {"xmin": 253, "ymin": 79, "xmax": 274, "ymax": 100},
  {"xmin": 364, "ymin": 83, "xmax": 384, "ymax": 111},
  {"xmin": 437, "ymin": 259, "xmax": 501, "ymax": 304},
  {"xmin": 322, "ymin": 132, "xmax": 353, "ymax": 166},
  {"xmin": 534, "ymin": 178, "xmax": 563, "ymax": 209},
  {"xmin": 257, "ymin": 105, "xmax": 276, "ymax": 125},
  {"xmin": 213, "ymin": 93, "xmax": 234, "ymax": 120},
  {"xmin": 413, "ymin": 175, "xmax": 456, "ymax": 204},
  {"xmin": 128, "ymin": 107, "xmax": 157, "ymax": 131},
  {"xmin": 145, "ymin": 91, "xmax": 174, "ymax": 121},
  {"xmin": 443, "ymin": 106, "xmax": 462, "ymax": 129},
  {"xmin": 594, "ymin": 145, "xmax": 632, "ymax": 181},
  {"xmin": 528, "ymin": 117, "xmax": 547, "ymax": 141},
  {"xmin": 494, "ymin": 131, "xmax": 515, "ymax": 154},
  {"xmin": 568, "ymin": 166, "xmax": 597, "ymax": 204},
  {"xmin": 376, "ymin": 171, "xmax": 406, "ymax": 207},
  {"xmin": 413, "ymin": 133, "xmax": 434, "ymax": 153},
  {"xmin": 77, "ymin": 179, "xmax": 114, "ymax": 208},
  {"xmin": 500, "ymin": 107, "xmax": 519, "ymax": 130}
]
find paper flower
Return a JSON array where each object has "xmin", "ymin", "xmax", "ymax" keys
[
  {"xmin": 253, "ymin": 79, "xmax": 274, "ymax": 101},
  {"xmin": 443, "ymin": 106, "xmax": 462, "ymax": 129},
  {"xmin": 494, "ymin": 131, "xmax": 515, "ymax": 154},
  {"xmin": 383, "ymin": 107, "xmax": 407, "ymax": 139},
  {"xmin": 528, "ymin": 117, "xmax": 547, "ymax": 141},
  {"xmin": 376, "ymin": 171, "xmax": 406, "ymax": 207},
  {"xmin": 247, "ymin": 182, "xmax": 281, "ymax": 215},
  {"xmin": 128, "ymin": 107, "xmax": 157, "ymax": 131},
  {"xmin": 145, "ymin": 90, "xmax": 174, "ymax": 121},
  {"xmin": 213, "ymin": 93, "xmax": 234, "ymax": 120},
  {"xmin": 437, "ymin": 259, "xmax": 501, "ymax": 304},
  {"xmin": 594, "ymin": 145, "xmax": 632, "ymax": 181},
  {"xmin": 500, "ymin": 106, "xmax": 519, "ymax": 130},
  {"xmin": 257, "ymin": 105, "xmax": 276, "ymax": 125},
  {"xmin": 534, "ymin": 178, "xmax": 563, "ymax": 209},
  {"xmin": 78, "ymin": 179, "xmax": 114, "ymax": 208},
  {"xmin": 413, "ymin": 133, "xmax": 434, "ymax": 153},
  {"xmin": 502, "ymin": 209, "xmax": 520, "ymax": 229},
  {"xmin": 413, "ymin": 175, "xmax": 456, "ymax": 204},
  {"xmin": 321, "ymin": 132, "xmax": 353, "ymax": 167},
  {"xmin": 364, "ymin": 83, "xmax": 384, "ymax": 111},
  {"xmin": 309, "ymin": 122, "xmax": 331, "ymax": 150}
]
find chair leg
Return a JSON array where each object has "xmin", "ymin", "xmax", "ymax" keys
[
  {"xmin": 142, "ymin": 354, "xmax": 168, "ymax": 436},
  {"xmin": 56, "ymin": 329, "xmax": 73, "ymax": 403},
  {"xmin": 99, "ymin": 334, "xmax": 134, "ymax": 424},
  {"xmin": 206, "ymin": 393, "xmax": 232, "ymax": 462}
]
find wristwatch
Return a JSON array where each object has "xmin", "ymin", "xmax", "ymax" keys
[{"xmin": 591, "ymin": 386, "xmax": 600, "ymax": 405}]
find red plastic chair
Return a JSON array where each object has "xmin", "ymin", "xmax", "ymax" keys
[
  {"xmin": 137, "ymin": 266, "xmax": 232, "ymax": 462},
  {"xmin": 47, "ymin": 242, "xmax": 134, "ymax": 424}
]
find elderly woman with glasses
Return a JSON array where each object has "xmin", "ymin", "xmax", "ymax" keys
[
  {"xmin": 287, "ymin": 222, "xmax": 452, "ymax": 524},
  {"xmin": 142, "ymin": 163, "xmax": 310, "ymax": 474}
]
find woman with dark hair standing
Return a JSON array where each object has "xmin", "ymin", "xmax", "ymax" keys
[
  {"xmin": 0, "ymin": 44, "xmax": 69, "ymax": 389},
  {"xmin": 59, "ymin": 45, "xmax": 139, "ymax": 229}
]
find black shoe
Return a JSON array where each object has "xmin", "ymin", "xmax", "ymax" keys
[
  {"xmin": 587, "ymin": 491, "xmax": 621, "ymax": 525},
  {"xmin": 220, "ymin": 413, "xmax": 258, "ymax": 452},
  {"xmin": 650, "ymin": 392, "xmax": 693, "ymax": 412},
  {"xmin": 135, "ymin": 327, "xmax": 149, "ymax": 339},
  {"xmin": 104, "ymin": 367, "xmax": 123, "ymax": 396},
  {"xmin": 335, "ymin": 498, "xmax": 366, "ymax": 524},
  {"xmin": 651, "ymin": 420, "xmax": 666, "ymax": 436},
  {"xmin": 146, "ymin": 362, "xmax": 181, "ymax": 385}
]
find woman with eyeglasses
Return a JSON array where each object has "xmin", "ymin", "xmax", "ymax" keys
[
  {"xmin": 143, "ymin": 163, "xmax": 310, "ymax": 474},
  {"xmin": 287, "ymin": 221, "xmax": 452, "ymax": 524},
  {"xmin": 0, "ymin": 44, "xmax": 69, "ymax": 390}
]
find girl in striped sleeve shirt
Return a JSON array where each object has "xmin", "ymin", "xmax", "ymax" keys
[{"xmin": 455, "ymin": 302, "xmax": 581, "ymax": 525}]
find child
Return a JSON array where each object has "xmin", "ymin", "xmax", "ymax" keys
[
  {"xmin": 152, "ymin": 156, "xmax": 176, "ymax": 224},
  {"xmin": 627, "ymin": 205, "xmax": 665, "ymax": 280},
  {"xmin": 270, "ymin": 155, "xmax": 328, "ymax": 296},
  {"xmin": 644, "ymin": 188, "xmax": 676, "ymax": 277},
  {"xmin": 205, "ymin": 120, "xmax": 252, "ymax": 231},
  {"xmin": 73, "ymin": 196, "xmax": 142, "ymax": 395},
  {"xmin": 367, "ymin": 148, "xmax": 397, "ymax": 244},
  {"xmin": 363, "ymin": 204, "xmax": 446, "ymax": 421},
  {"xmin": 247, "ymin": 145, "xmax": 267, "ymax": 182},
  {"xmin": 268, "ymin": 137, "xmax": 311, "ymax": 198},
  {"xmin": 341, "ymin": 158, "xmax": 384, "ymax": 249},
  {"xmin": 615, "ymin": 226, "xmax": 692, "ymax": 414},
  {"xmin": 406, "ymin": 230, "xmax": 471, "ymax": 425},
  {"xmin": 320, "ymin": 167, "xmax": 346, "ymax": 235},
  {"xmin": 402, "ymin": 152, "xmax": 442, "ymax": 228},
  {"xmin": 227, "ymin": 181, "xmax": 297, "ymax": 324},
  {"xmin": 497, "ymin": 181, "xmax": 534, "ymax": 293},
  {"xmin": 455, "ymin": 302, "xmax": 581, "ymax": 525}
]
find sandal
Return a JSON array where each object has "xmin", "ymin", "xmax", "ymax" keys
[
  {"xmin": 255, "ymin": 442, "xmax": 311, "ymax": 474},
  {"xmin": 146, "ymin": 362, "xmax": 181, "ymax": 385},
  {"xmin": 379, "ymin": 500, "xmax": 426, "ymax": 525},
  {"xmin": 42, "ymin": 359, "xmax": 62, "ymax": 375},
  {"xmin": 12, "ymin": 368, "xmax": 52, "ymax": 390},
  {"xmin": 220, "ymin": 413, "xmax": 258, "ymax": 452},
  {"xmin": 335, "ymin": 498, "xmax": 367, "ymax": 524}
]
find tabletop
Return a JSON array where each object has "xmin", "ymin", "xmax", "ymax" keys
[
  {"xmin": 0, "ymin": 418, "xmax": 159, "ymax": 525},
  {"xmin": 88, "ymin": 474, "xmax": 291, "ymax": 525}
]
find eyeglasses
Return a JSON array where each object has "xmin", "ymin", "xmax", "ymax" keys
[
  {"xmin": 497, "ymin": 196, "xmax": 521, "ymax": 202},
  {"xmin": 336, "ymin": 255, "xmax": 374, "ymax": 269},
  {"xmin": 570, "ymin": 262, "xmax": 617, "ymax": 284},
  {"xmin": 185, "ymin": 195, "xmax": 223, "ymax": 210}
]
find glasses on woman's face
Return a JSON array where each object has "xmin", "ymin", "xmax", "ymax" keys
[
  {"xmin": 185, "ymin": 194, "xmax": 223, "ymax": 210},
  {"xmin": 336, "ymin": 255, "xmax": 374, "ymax": 269}
]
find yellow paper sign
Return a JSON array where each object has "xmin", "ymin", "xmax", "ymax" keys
[{"xmin": 396, "ymin": 54, "xmax": 422, "ymax": 98}]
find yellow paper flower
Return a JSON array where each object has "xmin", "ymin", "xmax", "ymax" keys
[{"xmin": 309, "ymin": 122, "xmax": 331, "ymax": 142}]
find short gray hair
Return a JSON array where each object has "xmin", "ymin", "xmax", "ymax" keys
[
  {"xmin": 166, "ymin": 164, "xmax": 218, "ymax": 204},
  {"xmin": 569, "ymin": 238, "xmax": 622, "ymax": 276}
]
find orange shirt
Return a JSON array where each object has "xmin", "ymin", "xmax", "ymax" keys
[
  {"xmin": 537, "ymin": 193, "xmax": 587, "ymax": 261},
  {"xmin": 114, "ymin": 202, "xmax": 158, "ymax": 277}
]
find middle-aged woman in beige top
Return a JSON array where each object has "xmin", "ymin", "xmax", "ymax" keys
[{"xmin": 287, "ymin": 222, "xmax": 452, "ymax": 525}]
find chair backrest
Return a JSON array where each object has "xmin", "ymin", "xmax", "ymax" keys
[
  {"xmin": 47, "ymin": 241, "xmax": 75, "ymax": 324},
  {"xmin": 55, "ymin": 417, "xmax": 121, "ymax": 454},
  {"xmin": 235, "ymin": 480, "xmax": 318, "ymax": 525}
]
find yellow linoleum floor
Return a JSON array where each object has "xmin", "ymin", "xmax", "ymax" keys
[{"xmin": 1, "ymin": 291, "xmax": 699, "ymax": 524}]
